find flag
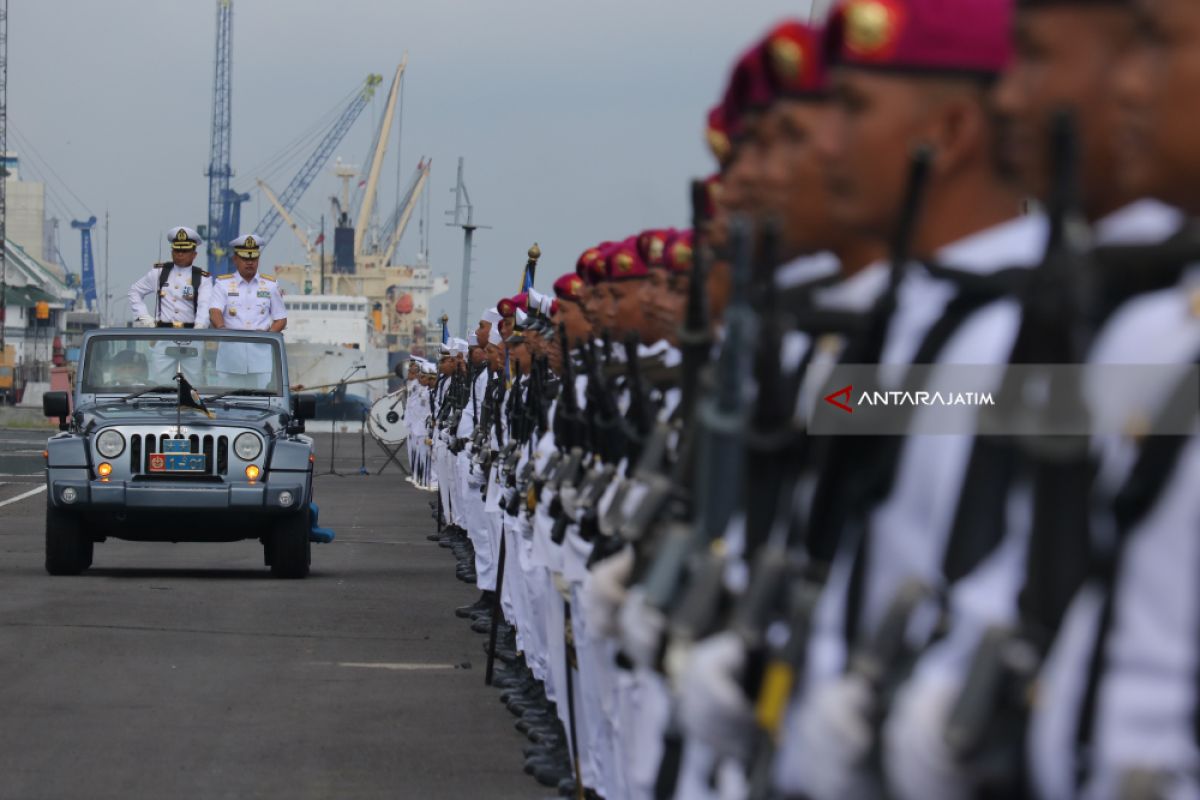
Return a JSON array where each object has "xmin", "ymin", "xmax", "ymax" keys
[
  {"xmin": 177, "ymin": 373, "xmax": 215, "ymax": 419},
  {"xmin": 441, "ymin": 317, "xmax": 450, "ymax": 345},
  {"xmin": 314, "ymin": 233, "xmax": 325, "ymax": 246}
]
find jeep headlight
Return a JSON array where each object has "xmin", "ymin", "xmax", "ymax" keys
[
  {"xmin": 233, "ymin": 432, "xmax": 262, "ymax": 461},
  {"xmin": 96, "ymin": 430, "xmax": 125, "ymax": 459}
]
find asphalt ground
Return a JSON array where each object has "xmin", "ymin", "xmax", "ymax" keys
[{"xmin": 0, "ymin": 429, "xmax": 539, "ymax": 800}]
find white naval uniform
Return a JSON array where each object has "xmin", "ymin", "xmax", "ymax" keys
[
  {"xmin": 1027, "ymin": 268, "xmax": 1200, "ymax": 800},
  {"xmin": 776, "ymin": 215, "xmax": 1049, "ymax": 800},
  {"xmin": 129, "ymin": 264, "xmax": 214, "ymax": 382},
  {"xmin": 128, "ymin": 264, "xmax": 214, "ymax": 328},
  {"xmin": 873, "ymin": 201, "xmax": 1190, "ymax": 800},
  {"xmin": 209, "ymin": 272, "xmax": 287, "ymax": 389}
]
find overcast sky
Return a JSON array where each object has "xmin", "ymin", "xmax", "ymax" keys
[{"xmin": 11, "ymin": 0, "xmax": 818, "ymax": 336}]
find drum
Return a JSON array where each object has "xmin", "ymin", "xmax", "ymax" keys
[{"xmin": 368, "ymin": 388, "xmax": 409, "ymax": 446}]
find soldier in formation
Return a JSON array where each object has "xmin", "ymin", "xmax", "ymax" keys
[{"xmin": 417, "ymin": 0, "xmax": 1200, "ymax": 796}]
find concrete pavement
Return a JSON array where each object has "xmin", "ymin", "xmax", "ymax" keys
[{"xmin": 0, "ymin": 429, "xmax": 538, "ymax": 799}]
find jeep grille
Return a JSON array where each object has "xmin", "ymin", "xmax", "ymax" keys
[{"xmin": 130, "ymin": 433, "xmax": 230, "ymax": 477}]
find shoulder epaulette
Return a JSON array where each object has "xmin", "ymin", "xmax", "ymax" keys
[
  {"xmin": 260, "ymin": 274, "xmax": 276, "ymax": 282},
  {"xmin": 194, "ymin": 268, "xmax": 211, "ymax": 278},
  {"xmin": 222, "ymin": 273, "xmax": 238, "ymax": 280}
]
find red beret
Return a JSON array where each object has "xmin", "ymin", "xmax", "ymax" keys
[
  {"xmin": 825, "ymin": 0, "xmax": 1013, "ymax": 77},
  {"xmin": 512, "ymin": 292, "xmax": 529, "ymax": 312},
  {"xmin": 576, "ymin": 245, "xmax": 611, "ymax": 285},
  {"xmin": 720, "ymin": 42, "xmax": 774, "ymax": 141},
  {"xmin": 550, "ymin": 299, "xmax": 560, "ymax": 316},
  {"xmin": 663, "ymin": 230, "xmax": 694, "ymax": 274},
  {"xmin": 637, "ymin": 229, "xmax": 676, "ymax": 268},
  {"xmin": 706, "ymin": 106, "xmax": 733, "ymax": 167},
  {"xmin": 497, "ymin": 297, "xmax": 516, "ymax": 318},
  {"xmin": 763, "ymin": 20, "xmax": 828, "ymax": 98},
  {"xmin": 606, "ymin": 238, "xmax": 649, "ymax": 282},
  {"xmin": 553, "ymin": 272, "xmax": 585, "ymax": 302}
]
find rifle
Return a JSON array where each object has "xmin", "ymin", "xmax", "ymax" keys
[
  {"xmin": 943, "ymin": 110, "xmax": 1096, "ymax": 794},
  {"xmin": 647, "ymin": 214, "xmax": 755, "ymax": 800},
  {"xmin": 739, "ymin": 146, "xmax": 936, "ymax": 792}
]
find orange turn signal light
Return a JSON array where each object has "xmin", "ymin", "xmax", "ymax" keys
[
  {"xmin": 245, "ymin": 464, "xmax": 261, "ymax": 483},
  {"xmin": 42, "ymin": 450, "xmax": 48, "ymax": 459},
  {"xmin": 97, "ymin": 462, "xmax": 113, "ymax": 482}
]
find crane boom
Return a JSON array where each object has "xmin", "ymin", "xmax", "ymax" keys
[
  {"xmin": 380, "ymin": 160, "xmax": 430, "ymax": 266},
  {"xmin": 255, "ymin": 73, "xmax": 383, "ymax": 246},
  {"xmin": 354, "ymin": 55, "xmax": 406, "ymax": 257},
  {"xmin": 257, "ymin": 180, "xmax": 315, "ymax": 263},
  {"xmin": 205, "ymin": 0, "xmax": 234, "ymax": 275}
]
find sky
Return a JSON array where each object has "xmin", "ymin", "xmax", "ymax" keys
[{"xmin": 11, "ymin": 0, "xmax": 819, "ymax": 336}]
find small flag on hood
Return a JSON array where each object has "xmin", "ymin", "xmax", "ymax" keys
[{"xmin": 177, "ymin": 373, "xmax": 215, "ymax": 419}]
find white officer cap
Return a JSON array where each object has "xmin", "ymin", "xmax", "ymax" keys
[
  {"xmin": 481, "ymin": 307, "xmax": 502, "ymax": 326},
  {"xmin": 527, "ymin": 288, "xmax": 552, "ymax": 316},
  {"xmin": 453, "ymin": 337, "xmax": 472, "ymax": 356},
  {"xmin": 488, "ymin": 326, "xmax": 503, "ymax": 346},
  {"xmin": 168, "ymin": 226, "xmax": 202, "ymax": 252},
  {"xmin": 229, "ymin": 233, "xmax": 263, "ymax": 259}
]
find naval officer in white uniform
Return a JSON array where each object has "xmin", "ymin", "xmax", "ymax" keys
[
  {"xmin": 208, "ymin": 234, "xmax": 287, "ymax": 389},
  {"xmin": 128, "ymin": 226, "xmax": 213, "ymax": 382},
  {"xmin": 128, "ymin": 226, "xmax": 213, "ymax": 329}
]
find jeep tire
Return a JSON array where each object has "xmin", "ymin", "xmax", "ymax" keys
[
  {"xmin": 268, "ymin": 509, "xmax": 311, "ymax": 579},
  {"xmin": 45, "ymin": 502, "xmax": 91, "ymax": 575}
]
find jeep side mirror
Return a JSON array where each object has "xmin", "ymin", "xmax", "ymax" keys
[
  {"xmin": 292, "ymin": 393, "xmax": 317, "ymax": 421},
  {"xmin": 43, "ymin": 391, "xmax": 71, "ymax": 430}
]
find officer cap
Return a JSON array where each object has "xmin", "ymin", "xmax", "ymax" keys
[
  {"xmin": 230, "ymin": 234, "xmax": 263, "ymax": 260},
  {"xmin": 168, "ymin": 226, "xmax": 202, "ymax": 252},
  {"xmin": 481, "ymin": 307, "xmax": 502, "ymax": 326}
]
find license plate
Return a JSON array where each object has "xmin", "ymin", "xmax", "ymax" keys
[{"xmin": 148, "ymin": 452, "xmax": 207, "ymax": 473}]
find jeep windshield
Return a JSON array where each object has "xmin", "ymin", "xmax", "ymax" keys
[{"xmin": 81, "ymin": 333, "xmax": 284, "ymax": 396}]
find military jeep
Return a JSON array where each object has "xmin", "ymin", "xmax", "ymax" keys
[{"xmin": 42, "ymin": 329, "xmax": 319, "ymax": 578}]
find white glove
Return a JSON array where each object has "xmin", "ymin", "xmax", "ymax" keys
[
  {"xmin": 793, "ymin": 675, "xmax": 877, "ymax": 800},
  {"xmin": 134, "ymin": 314, "xmax": 155, "ymax": 328},
  {"xmin": 883, "ymin": 679, "xmax": 973, "ymax": 800},
  {"xmin": 618, "ymin": 585, "xmax": 666, "ymax": 670},
  {"xmin": 679, "ymin": 631, "xmax": 756, "ymax": 762},
  {"xmin": 467, "ymin": 468, "xmax": 485, "ymax": 490},
  {"xmin": 582, "ymin": 546, "xmax": 634, "ymax": 639}
]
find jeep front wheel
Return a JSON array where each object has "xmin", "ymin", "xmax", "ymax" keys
[
  {"xmin": 267, "ymin": 510, "xmax": 311, "ymax": 579},
  {"xmin": 45, "ymin": 502, "xmax": 91, "ymax": 575}
]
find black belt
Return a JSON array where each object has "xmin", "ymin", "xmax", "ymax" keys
[{"xmin": 155, "ymin": 321, "xmax": 195, "ymax": 329}]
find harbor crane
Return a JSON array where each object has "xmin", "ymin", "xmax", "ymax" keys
[
  {"xmin": 70, "ymin": 216, "xmax": 97, "ymax": 310},
  {"xmin": 204, "ymin": 0, "xmax": 236, "ymax": 276},
  {"xmin": 253, "ymin": 73, "xmax": 383, "ymax": 248}
]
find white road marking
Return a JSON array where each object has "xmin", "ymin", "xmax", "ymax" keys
[
  {"xmin": 0, "ymin": 485, "xmax": 46, "ymax": 509},
  {"xmin": 337, "ymin": 662, "xmax": 457, "ymax": 671}
]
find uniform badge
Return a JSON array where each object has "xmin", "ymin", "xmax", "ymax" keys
[
  {"xmin": 228, "ymin": 307, "xmax": 238, "ymax": 317},
  {"xmin": 844, "ymin": 0, "xmax": 905, "ymax": 61},
  {"xmin": 257, "ymin": 290, "xmax": 271, "ymax": 298},
  {"xmin": 183, "ymin": 286, "xmax": 194, "ymax": 298},
  {"xmin": 614, "ymin": 253, "xmax": 634, "ymax": 274},
  {"xmin": 768, "ymin": 35, "xmax": 805, "ymax": 85}
]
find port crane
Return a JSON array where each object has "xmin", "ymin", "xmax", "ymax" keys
[{"xmin": 253, "ymin": 73, "xmax": 383, "ymax": 250}]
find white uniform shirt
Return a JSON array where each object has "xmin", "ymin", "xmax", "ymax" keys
[
  {"xmin": 210, "ymin": 272, "xmax": 286, "ymax": 377},
  {"xmin": 128, "ymin": 264, "xmax": 213, "ymax": 326}
]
